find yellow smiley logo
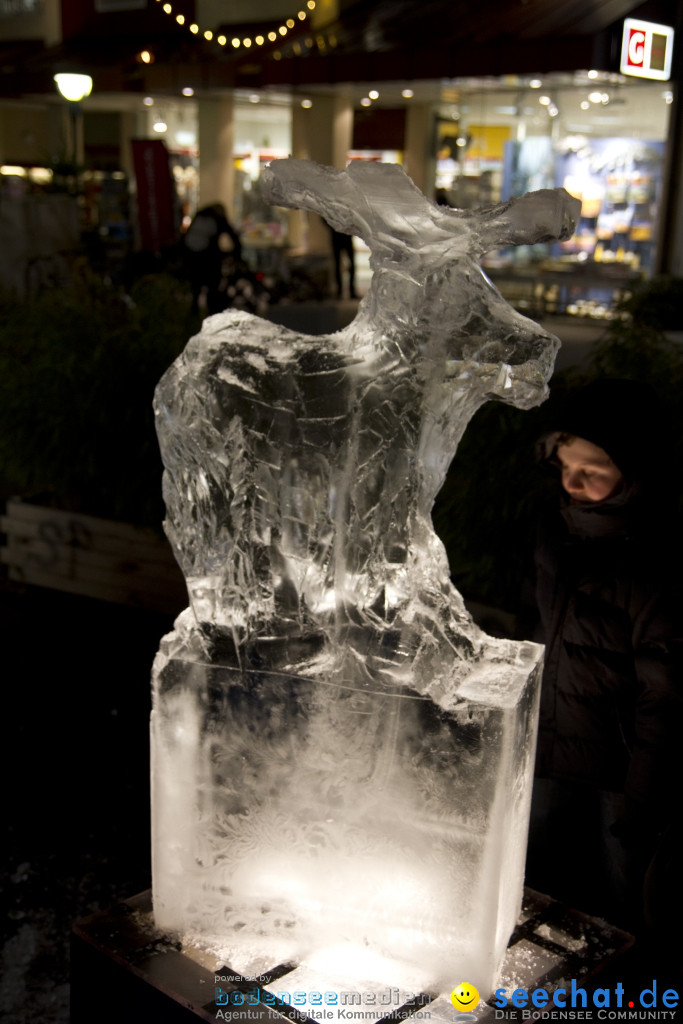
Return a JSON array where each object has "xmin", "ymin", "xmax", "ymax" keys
[{"xmin": 451, "ymin": 983, "xmax": 480, "ymax": 1013}]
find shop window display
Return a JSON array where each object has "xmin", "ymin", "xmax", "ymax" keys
[
  {"xmin": 554, "ymin": 137, "xmax": 664, "ymax": 273},
  {"xmin": 439, "ymin": 76, "xmax": 672, "ymax": 318},
  {"xmin": 493, "ymin": 134, "xmax": 666, "ymax": 318}
]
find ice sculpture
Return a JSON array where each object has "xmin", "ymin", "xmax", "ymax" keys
[{"xmin": 151, "ymin": 160, "xmax": 580, "ymax": 996}]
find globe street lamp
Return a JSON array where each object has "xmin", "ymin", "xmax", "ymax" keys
[
  {"xmin": 53, "ymin": 72, "xmax": 93, "ymax": 174},
  {"xmin": 53, "ymin": 73, "xmax": 93, "ymax": 103}
]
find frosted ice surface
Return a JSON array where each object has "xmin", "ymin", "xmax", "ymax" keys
[{"xmin": 151, "ymin": 159, "xmax": 580, "ymax": 995}]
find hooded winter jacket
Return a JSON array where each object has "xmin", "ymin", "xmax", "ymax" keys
[{"xmin": 532, "ymin": 380, "xmax": 683, "ymax": 834}]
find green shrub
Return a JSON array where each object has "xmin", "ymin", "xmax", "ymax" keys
[
  {"xmin": 0, "ymin": 273, "xmax": 196, "ymax": 526},
  {"xmin": 611, "ymin": 275, "xmax": 683, "ymax": 333}
]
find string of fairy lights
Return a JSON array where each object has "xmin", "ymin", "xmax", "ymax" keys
[{"xmin": 154, "ymin": 0, "xmax": 317, "ymax": 50}]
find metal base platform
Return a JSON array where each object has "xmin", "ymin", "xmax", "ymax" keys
[{"xmin": 71, "ymin": 889, "xmax": 634, "ymax": 1024}]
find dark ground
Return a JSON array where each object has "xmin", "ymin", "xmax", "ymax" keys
[
  {"xmin": 1, "ymin": 582, "xmax": 177, "ymax": 1023},
  {"xmin": 4, "ymin": 582, "xmax": 681, "ymax": 1022}
]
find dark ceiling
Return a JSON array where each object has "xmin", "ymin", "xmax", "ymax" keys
[
  {"xmin": 0, "ymin": 0, "xmax": 678, "ymax": 99},
  {"xmin": 254, "ymin": 0, "xmax": 680, "ymax": 86}
]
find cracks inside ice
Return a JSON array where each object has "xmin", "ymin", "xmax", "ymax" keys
[{"xmin": 151, "ymin": 160, "xmax": 581, "ymax": 995}]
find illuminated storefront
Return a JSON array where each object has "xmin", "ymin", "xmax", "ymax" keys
[{"xmin": 429, "ymin": 70, "xmax": 673, "ymax": 316}]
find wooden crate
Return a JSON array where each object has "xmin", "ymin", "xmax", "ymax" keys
[{"xmin": 1, "ymin": 498, "xmax": 187, "ymax": 615}]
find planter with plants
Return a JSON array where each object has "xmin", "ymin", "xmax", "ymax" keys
[{"xmin": 0, "ymin": 272, "xmax": 198, "ymax": 613}]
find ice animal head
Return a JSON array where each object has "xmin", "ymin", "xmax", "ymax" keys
[{"xmin": 261, "ymin": 159, "xmax": 581, "ymax": 405}]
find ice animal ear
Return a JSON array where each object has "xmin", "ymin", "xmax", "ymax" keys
[
  {"xmin": 261, "ymin": 158, "xmax": 471, "ymax": 262},
  {"xmin": 472, "ymin": 188, "xmax": 582, "ymax": 257},
  {"xmin": 261, "ymin": 158, "xmax": 581, "ymax": 263},
  {"xmin": 262, "ymin": 156, "xmax": 497, "ymax": 264}
]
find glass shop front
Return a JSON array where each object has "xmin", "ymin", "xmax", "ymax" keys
[
  {"xmin": 431, "ymin": 72, "xmax": 673, "ymax": 319},
  {"xmin": 223, "ymin": 72, "xmax": 673, "ymax": 317},
  {"xmin": 2, "ymin": 67, "xmax": 666, "ymax": 315}
]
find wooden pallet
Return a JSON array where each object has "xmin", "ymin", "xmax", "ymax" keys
[{"xmin": 1, "ymin": 498, "xmax": 187, "ymax": 615}]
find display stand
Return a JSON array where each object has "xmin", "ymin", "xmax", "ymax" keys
[{"xmin": 71, "ymin": 890, "xmax": 633, "ymax": 1024}]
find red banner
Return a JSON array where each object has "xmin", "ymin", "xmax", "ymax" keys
[{"xmin": 131, "ymin": 139, "xmax": 177, "ymax": 252}]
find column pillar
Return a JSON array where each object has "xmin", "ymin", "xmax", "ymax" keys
[
  {"xmin": 197, "ymin": 96, "xmax": 235, "ymax": 217},
  {"xmin": 404, "ymin": 102, "xmax": 435, "ymax": 199},
  {"xmin": 290, "ymin": 93, "xmax": 353, "ymax": 253},
  {"xmin": 652, "ymin": 0, "xmax": 683, "ymax": 274}
]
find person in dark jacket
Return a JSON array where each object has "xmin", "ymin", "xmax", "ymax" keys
[
  {"xmin": 328, "ymin": 224, "xmax": 357, "ymax": 299},
  {"xmin": 524, "ymin": 379, "xmax": 683, "ymax": 939},
  {"xmin": 182, "ymin": 202, "xmax": 242, "ymax": 316}
]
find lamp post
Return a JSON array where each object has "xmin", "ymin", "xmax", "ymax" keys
[{"xmin": 53, "ymin": 72, "xmax": 93, "ymax": 176}]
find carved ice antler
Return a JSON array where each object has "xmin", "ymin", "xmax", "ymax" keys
[
  {"xmin": 474, "ymin": 190, "xmax": 582, "ymax": 255},
  {"xmin": 261, "ymin": 158, "xmax": 581, "ymax": 261},
  {"xmin": 260, "ymin": 159, "xmax": 424, "ymax": 261}
]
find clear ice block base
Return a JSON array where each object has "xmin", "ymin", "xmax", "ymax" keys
[{"xmin": 151, "ymin": 642, "xmax": 542, "ymax": 995}]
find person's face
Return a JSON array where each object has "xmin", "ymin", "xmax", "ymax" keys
[{"xmin": 556, "ymin": 437, "xmax": 624, "ymax": 503}]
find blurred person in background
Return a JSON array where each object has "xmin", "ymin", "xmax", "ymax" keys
[
  {"xmin": 182, "ymin": 202, "xmax": 242, "ymax": 316},
  {"xmin": 329, "ymin": 225, "xmax": 357, "ymax": 300}
]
